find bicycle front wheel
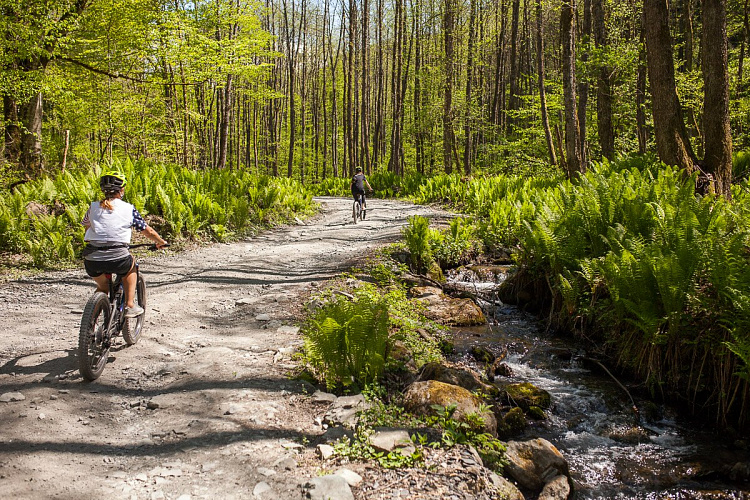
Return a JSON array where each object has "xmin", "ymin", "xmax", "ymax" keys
[
  {"xmin": 122, "ymin": 273, "xmax": 146, "ymax": 345},
  {"xmin": 78, "ymin": 292, "xmax": 111, "ymax": 381}
]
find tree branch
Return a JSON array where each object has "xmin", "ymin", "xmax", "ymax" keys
[{"xmin": 58, "ymin": 57, "xmax": 206, "ymax": 86}]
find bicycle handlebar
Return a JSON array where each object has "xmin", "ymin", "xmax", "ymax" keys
[{"xmin": 129, "ymin": 243, "xmax": 170, "ymax": 250}]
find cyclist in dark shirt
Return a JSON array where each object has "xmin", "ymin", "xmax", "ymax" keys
[{"xmin": 350, "ymin": 167, "xmax": 373, "ymax": 209}]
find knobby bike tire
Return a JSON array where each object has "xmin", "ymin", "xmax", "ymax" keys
[
  {"xmin": 352, "ymin": 201, "xmax": 359, "ymax": 224},
  {"xmin": 78, "ymin": 292, "xmax": 111, "ymax": 381},
  {"xmin": 122, "ymin": 273, "xmax": 146, "ymax": 345}
]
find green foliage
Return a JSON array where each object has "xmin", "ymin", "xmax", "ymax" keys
[
  {"xmin": 425, "ymin": 404, "xmax": 507, "ymax": 470},
  {"xmin": 0, "ymin": 158, "xmax": 315, "ymax": 267},
  {"xmin": 402, "ymin": 215, "xmax": 433, "ymax": 274},
  {"xmin": 302, "ymin": 285, "xmax": 390, "ymax": 390}
]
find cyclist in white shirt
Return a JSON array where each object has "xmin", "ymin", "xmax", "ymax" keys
[{"xmin": 81, "ymin": 170, "xmax": 168, "ymax": 318}]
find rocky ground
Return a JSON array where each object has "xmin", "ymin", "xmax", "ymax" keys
[{"xmin": 0, "ymin": 197, "xmax": 508, "ymax": 500}]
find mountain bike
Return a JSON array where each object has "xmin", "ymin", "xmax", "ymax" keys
[
  {"xmin": 78, "ymin": 244, "xmax": 162, "ymax": 381},
  {"xmin": 352, "ymin": 191, "xmax": 372, "ymax": 224}
]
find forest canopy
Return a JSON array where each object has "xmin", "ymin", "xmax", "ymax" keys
[{"xmin": 1, "ymin": 0, "xmax": 747, "ymax": 187}]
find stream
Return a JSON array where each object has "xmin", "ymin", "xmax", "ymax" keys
[{"xmin": 447, "ymin": 267, "xmax": 750, "ymax": 499}]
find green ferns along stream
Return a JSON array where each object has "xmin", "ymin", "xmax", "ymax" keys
[{"xmin": 409, "ymin": 157, "xmax": 750, "ymax": 430}]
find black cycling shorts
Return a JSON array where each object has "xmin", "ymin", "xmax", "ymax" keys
[
  {"xmin": 84, "ymin": 255, "xmax": 134, "ymax": 278},
  {"xmin": 352, "ymin": 190, "xmax": 365, "ymax": 201}
]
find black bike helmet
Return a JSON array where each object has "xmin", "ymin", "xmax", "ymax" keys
[
  {"xmin": 355, "ymin": 167, "xmax": 362, "ymax": 173},
  {"xmin": 99, "ymin": 169, "xmax": 127, "ymax": 194}
]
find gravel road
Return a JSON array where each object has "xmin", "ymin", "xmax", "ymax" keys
[{"xmin": 0, "ymin": 197, "xmax": 448, "ymax": 500}]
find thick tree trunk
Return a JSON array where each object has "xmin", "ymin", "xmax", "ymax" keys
[
  {"xmin": 702, "ymin": 0, "xmax": 732, "ymax": 197},
  {"xmin": 593, "ymin": 0, "xmax": 614, "ymax": 159},
  {"xmin": 561, "ymin": 0, "xmax": 582, "ymax": 175},
  {"xmin": 536, "ymin": 0, "xmax": 556, "ymax": 166},
  {"xmin": 642, "ymin": 0, "xmax": 696, "ymax": 172}
]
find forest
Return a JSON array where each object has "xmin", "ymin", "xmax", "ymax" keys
[
  {"xmin": 2, "ymin": 0, "xmax": 750, "ymax": 430},
  {"xmin": 2, "ymin": 0, "xmax": 746, "ymax": 184}
]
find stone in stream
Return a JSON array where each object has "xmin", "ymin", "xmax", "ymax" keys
[
  {"xmin": 402, "ymin": 380, "xmax": 497, "ymax": 436},
  {"xmin": 417, "ymin": 362, "xmax": 497, "ymax": 395},
  {"xmin": 497, "ymin": 407, "xmax": 527, "ymax": 439},
  {"xmin": 470, "ymin": 346, "xmax": 495, "ymax": 364},
  {"xmin": 408, "ymin": 286, "xmax": 486, "ymax": 326},
  {"xmin": 538, "ymin": 474, "xmax": 571, "ymax": 500},
  {"xmin": 504, "ymin": 438, "xmax": 570, "ymax": 492},
  {"xmin": 502, "ymin": 382, "xmax": 552, "ymax": 411}
]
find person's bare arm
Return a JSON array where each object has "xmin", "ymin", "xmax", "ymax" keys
[{"xmin": 142, "ymin": 226, "xmax": 168, "ymax": 249}]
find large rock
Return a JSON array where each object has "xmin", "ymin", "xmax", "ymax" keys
[
  {"xmin": 418, "ymin": 362, "xmax": 497, "ymax": 395},
  {"xmin": 409, "ymin": 286, "xmax": 485, "ymax": 326},
  {"xmin": 402, "ymin": 380, "xmax": 497, "ymax": 436},
  {"xmin": 504, "ymin": 438, "xmax": 570, "ymax": 492},
  {"xmin": 503, "ymin": 383, "xmax": 552, "ymax": 411}
]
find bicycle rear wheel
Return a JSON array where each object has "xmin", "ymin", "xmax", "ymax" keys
[
  {"xmin": 78, "ymin": 292, "xmax": 111, "ymax": 381},
  {"xmin": 353, "ymin": 200, "xmax": 360, "ymax": 224},
  {"xmin": 122, "ymin": 273, "xmax": 146, "ymax": 345}
]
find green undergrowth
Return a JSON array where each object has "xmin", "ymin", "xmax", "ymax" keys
[
  {"xmin": 300, "ymin": 255, "xmax": 447, "ymax": 391},
  {"xmin": 0, "ymin": 158, "xmax": 316, "ymax": 268},
  {"xmin": 330, "ymin": 385, "xmax": 507, "ymax": 470}
]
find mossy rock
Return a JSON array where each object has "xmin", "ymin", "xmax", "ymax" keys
[
  {"xmin": 427, "ymin": 261, "xmax": 445, "ymax": 283},
  {"xmin": 527, "ymin": 406, "xmax": 547, "ymax": 420},
  {"xmin": 498, "ymin": 407, "xmax": 528, "ymax": 439},
  {"xmin": 470, "ymin": 346, "xmax": 495, "ymax": 364},
  {"xmin": 402, "ymin": 380, "xmax": 497, "ymax": 436},
  {"xmin": 418, "ymin": 362, "xmax": 498, "ymax": 396},
  {"xmin": 503, "ymin": 382, "xmax": 552, "ymax": 411}
]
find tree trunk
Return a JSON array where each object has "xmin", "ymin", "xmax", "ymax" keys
[
  {"xmin": 217, "ymin": 76, "xmax": 233, "ymax": 169},
  {"xmin": 536, "ymin": 0, "xmax": 556, "ymax": 165},
  {"xmin": 508, "ymin": 0, "xmax": 521, "ymax": 125},
  {"xmin": 443, "ymin": 0, "xmax": 456, "ymax": 174},
  {"xmin": 561, "ymin": 0, "xmax": 582, "ymax": 175},
  {"xmin": 593, "ymin": 0, "xmax": 614, "ymax": 159},
  {"xmin": 19, "ymin": 92, "xmax": 44, "ymax": 176},
  {"xmin": 577, "ymin": 0, "xmax": 591, "ymax": 167},
  {"xmin": 463, "ymin": 0, "xmax": 477, "ymax": 175},
  {"xmin": 643, "ymin": 0, "xmax": 696, "ymax": 172},
  {"xmin": 3, "ymin": 96, "xmax": 21, "ymax": 166},
  {"xmin": 636, "ymin": 13, "xmax": 648, "ymax": 155},
  {"xmin": 740, "ymin": 0, "xmax": 749, "ymax": 87},
  {"xmin": 702, "ymin": 0, "xmax": 732, "ymax": 197}
]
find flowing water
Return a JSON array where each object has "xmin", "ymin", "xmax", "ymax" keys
[{"xmin": 447, "ymin": 267, "xmax": 750, "ymax": 500}]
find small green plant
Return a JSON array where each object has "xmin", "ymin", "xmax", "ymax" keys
[
  {"xmin": 427, "ymin": 404, "xmax": 507, "ymax": 470},
  {"xmin": 302, "ymin": 286, "xmax": 390, "ymax": 390},
  {"xmin": 402, "ymin": 215, "xmax": 433, "ymax": 274}
]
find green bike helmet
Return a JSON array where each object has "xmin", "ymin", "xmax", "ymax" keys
[{"xmin": 99, "ymin": 169, "xmax": 127, "ymax": 194}]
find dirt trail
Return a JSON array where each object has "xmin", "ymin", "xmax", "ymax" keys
[{"xmin": 0, "ymin": 197, "xmax": 447, "ymax": 500}]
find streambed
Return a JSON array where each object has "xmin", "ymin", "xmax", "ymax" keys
[{"xmin": 447, "ymin": 267, "xmax": 750, "ymax": 499}]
